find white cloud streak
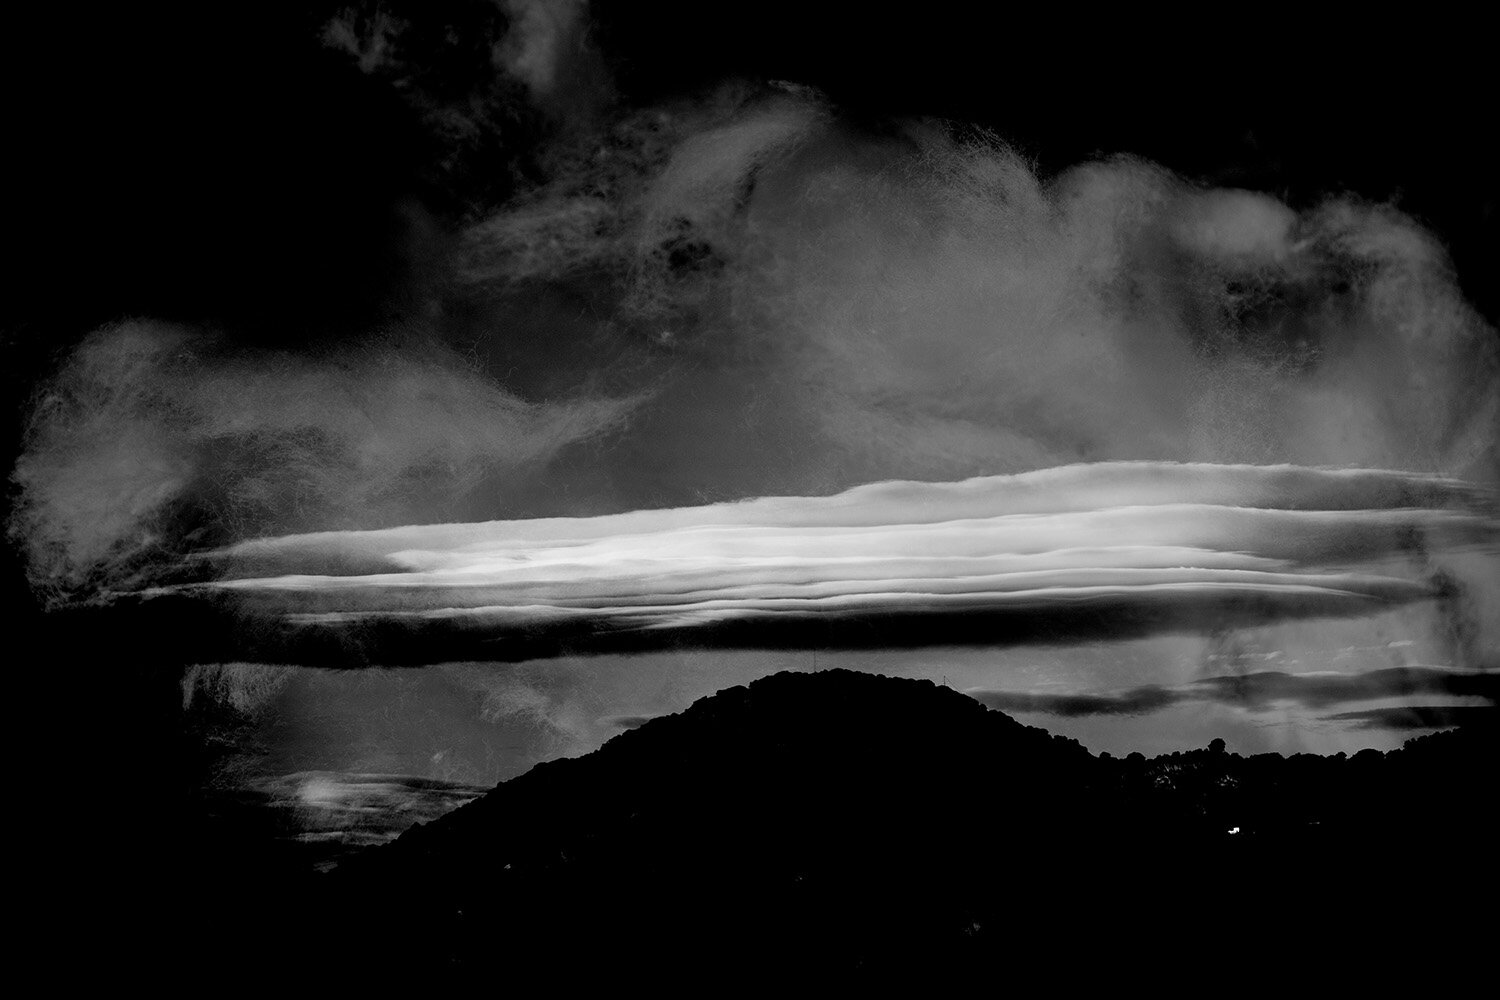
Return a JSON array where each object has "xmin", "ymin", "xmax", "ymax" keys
[{"xmin": 182, "ymin": 462, "xmax": 1496, "ymax": 649}]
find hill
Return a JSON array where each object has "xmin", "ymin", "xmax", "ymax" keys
[{"xmin": 305, "ymin": 668, "xmax": 1496, "ymax": 984}]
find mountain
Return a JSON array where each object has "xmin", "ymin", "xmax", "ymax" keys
[{"xmin": 300, "ymin": 668, "xmax": 1496, "ymax": 986}]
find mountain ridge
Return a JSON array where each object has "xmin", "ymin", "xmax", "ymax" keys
[{"xmin": 310, "ymin": 667, "xmax": 1495, "ymax": 984}]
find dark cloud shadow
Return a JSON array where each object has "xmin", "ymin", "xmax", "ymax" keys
[
  {"xmin": 971, "ymin": 686, "xmax": 1181, "ymax": 717},
  {"xmin": 1322, "ymin": 705, "xmax": 1500, "ymax": 731},
  {"xmin": 74, "ymin": 584, "xmax": 1444, "ymax": 668}
]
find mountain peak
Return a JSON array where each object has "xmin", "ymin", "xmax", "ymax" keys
[{"xmin": 312, "ymin": 666, "xmax": 1493, "ymax": 984}]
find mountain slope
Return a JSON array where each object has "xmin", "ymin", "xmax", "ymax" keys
[{"xmin": 317, "ymin": 668, "xmax": 1495, "ymax": 983}]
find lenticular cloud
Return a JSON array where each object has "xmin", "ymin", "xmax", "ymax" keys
[{"xmin": 173, "ymin": 462, "xmax": 1497, "ymax": 662}]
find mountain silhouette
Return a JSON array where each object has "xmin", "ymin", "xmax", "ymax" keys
[{"xmin": 295, "ymin": 668, "xmax": 1496, "ymax": 986}]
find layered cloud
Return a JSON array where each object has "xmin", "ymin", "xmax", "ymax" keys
[
  {"xmin": 974, "ymin": 664, "xmax": 1500, "ymax": 715},
  {"xmin": 1323, "ymin": 705, "xmax": 1498, "ymax": 731},
  {"xmin": 150, "ymin": 461, "xmax": 1497, "ymax": 664},
  {"xmin": 971, "ymin": 664, "xmax": 1500, "ymax": 734}
]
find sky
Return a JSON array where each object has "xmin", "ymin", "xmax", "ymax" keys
[{"xmin": 5, "ymin": 3, "xmax": 1498, "ymax": 833}]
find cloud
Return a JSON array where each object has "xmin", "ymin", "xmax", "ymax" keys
[
  {"xmin": 252, "ymin": 771, "xmax": 487, "ymax": 850},
  {"xmin": 601, "ymin": 714, "xmax": 658, "ymax": 730},
  {"xmin": 8, "ymin": 321, "xmax": 635, "ymax": 601},
  {"xmin": 320, "ymin": 1, "xmax": 608, "ymax": 212},
  {"xmin": 211, "ymin": 461, "xmax": 1496, "ymax": 574},
  {"xmin": 325, "ymin": 0, "xmax": 593, "ymax": 98},
  {"xmin": 12, "ymin": 81, "xmax": 1500, "ymax": 679},
  {"xmin": 971, "ymin": 686, "xmax": 1180, "ymax": 718},
  {"xmin": 1323, "ymin": 705, "xmax": 1499, "ymax": 731},
  {"xmin": 453, "ymin": 92, "xmax": 1500, "ymax": 494},
  {"xmin": 497, "ymin": 0, "xmax": 592, "ymax": 100},
  {"xmin": 322, "ymin": 6, "xmax": 405, "ymax": 75},
  {"xmin": 461, "ymin": 90, "xmax": 823, "ymax": 304},
  {"xmin": 127, "ymin": 462, "xmax": 1494, "ymax": 665},
  {"xmin": 181, "ymin": 662, "xmax": 296, "ymax": 714},
  {"xmin": 439, "ymin": 662, "xmax": 603, "ymax": 756},
  {"xmin": 969, "ymin": 665, "xmax": 1500, "ymax": 722},
  {"xmin": 1173, "ymin": 190, "xmax": 1298, "ymax": 261},
  {"xmin": 1188, "ymin": 665, "xmax": 1500, "ymax": 710}
]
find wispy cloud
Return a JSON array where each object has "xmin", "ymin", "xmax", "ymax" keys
[
  {"xmin": 459, "ymin": 91, "xmax": 1500, "ymax": 493},
  {"xmin": 971, "ymin": 665, "xmax": 1500, "ymax": 727},
  {"xmin": 1324, "ymin": 705, "xmax": 1498, "ymax": 731},
  {"xmin": 1188, "ymin": 666, "xmax": 1500, "ymax": 709},
  {"xmin": 971, "ymin": 686, "xmax": 1181, "ymax": 718},
  {"xmin": 9, "ymin": 322, "xmax": 636, "ymax": 600}
]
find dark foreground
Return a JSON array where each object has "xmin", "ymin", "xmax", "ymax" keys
[{"xmin": 50, "ymin": 668, "xmax": 1497, "ymax": 988}]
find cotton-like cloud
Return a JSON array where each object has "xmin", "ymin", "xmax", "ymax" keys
[
  {"xmin": 497, "ymin": 0, "xmax": 592, "ymax": 101},
  {"xmin": 461, "ymin": 90, "xmax": 822, "ymax": 306},
  {"xmin": 8, "ymin": 321, "xmax": 635, "ymax": 601},
  {"xmin": 454, "ymin": 90, "xmax": 1499, "ymax": 500}
]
